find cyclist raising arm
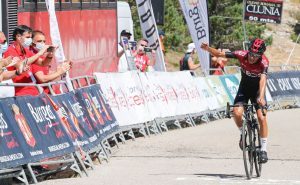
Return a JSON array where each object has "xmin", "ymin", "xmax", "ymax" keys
[{"xmin": 201, "ymin": 38, "xmax": 269, "ymax": 163}]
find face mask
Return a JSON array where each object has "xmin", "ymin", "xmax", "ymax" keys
[
  {"xmin": 22, "ymin": 37, "xmax": 32, "ymax": 48},
  {"xmin": 0, "ymin": 42, "xmax": 8, "ymax": 53},
  {"xmin": 34, "ymin": 42, "xmax": 45, "ymax": 51}
]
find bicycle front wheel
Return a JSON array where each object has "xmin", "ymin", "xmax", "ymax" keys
[
  {"xmin": 242, "ymin": 120, "xmax": 254, "ymax": 179},
  {"xmin": 254, "ymin": 123, "xmax": 262, "ymax": 177}
]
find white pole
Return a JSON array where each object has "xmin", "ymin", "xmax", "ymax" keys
[
  {"xmin": 242, "ymin": 0, "xmax": 248, "ymax": 50},
  {"xmin": 285, "ymin": 33, "xmax": 300, "ymax": 66}
]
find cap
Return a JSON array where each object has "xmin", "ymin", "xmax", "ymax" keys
[
  {"xmin": 186, "ymin": 43, "xmax": 196, "ymax": 53},
  {"xmin": 120, "ymin": 29, "xmax": 132, "ymax": 36},
  {"xmin": 158, "ymin": 30, "xmax": 165, "ymax": 36}
]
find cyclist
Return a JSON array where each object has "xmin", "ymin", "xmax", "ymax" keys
[{"xmin": 201, "ymin": 38, "xmax": 269, "ymax": 163}]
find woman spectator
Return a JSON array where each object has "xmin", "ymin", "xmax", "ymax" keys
[{"xmin": 3, "ymin": 25, "xmax": 50, "ymax": 96}]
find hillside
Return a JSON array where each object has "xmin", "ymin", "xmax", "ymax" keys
[{"xmin": 264, "ymin": 0, "xmax": 300, "ymax": 67}]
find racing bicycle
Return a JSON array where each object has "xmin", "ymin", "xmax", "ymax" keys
[{"xmin": 226, "ymin": 102, "xmax": 265, "ymax": 179}]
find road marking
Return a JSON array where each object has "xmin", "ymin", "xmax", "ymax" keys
[{"xmin": 178, "ymin": 176, "xmax": 300, "ymax": 185}]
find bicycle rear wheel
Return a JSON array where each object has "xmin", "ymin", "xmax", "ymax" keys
[
  {"xmin": 242, "ymin": 120, "xmax": 254, "ymax": 179},
  {"xmin": 254, "ymin": 123, "xmax": 262, "ymax": 177}
]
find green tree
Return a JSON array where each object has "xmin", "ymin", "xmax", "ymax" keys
[{"xmin": 121, "ymin": 0, "xmax": 271, "ymax": 52}]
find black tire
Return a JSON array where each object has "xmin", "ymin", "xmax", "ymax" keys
[
  {"xmin": 242, "ymin": 120, "xmax": 254, "ymax": 179},
  {"xmin": 254, "ymin": 123, "xmax": 262, "ymax": 177}
]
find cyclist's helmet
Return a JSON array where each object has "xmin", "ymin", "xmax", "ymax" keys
[{"xmin": 249, "ymin": 38, "xmax": 266, "ymax": 55}]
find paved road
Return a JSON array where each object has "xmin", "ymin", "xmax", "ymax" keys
[{"xmin": 40, "ymin": 109, "xmax": 300, "ymax": 185}]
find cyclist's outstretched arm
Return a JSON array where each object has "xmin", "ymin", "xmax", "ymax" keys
[{"xmin": 200, "ymin": 43, "xmax": 226, "ymax": 58}]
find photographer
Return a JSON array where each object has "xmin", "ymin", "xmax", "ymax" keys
[
  {"xmin": 117, "ymin": 29, "xmax": 132, "ymax": 72},
  {"xmin": 30, "ymin": 30, "xmax": 71, "ymax": 94},
  {"xmin": 132, "ymin": 38, "xmax": 156, "ymax": 72}
]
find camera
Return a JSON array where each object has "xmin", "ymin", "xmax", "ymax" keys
[
  {"xmin": 47, "ymin": 46, "xmax": 55, "ymax": 52},
  {"xmin": 144, "ymin": 47, "xmax": 152, "ymax": 52}
]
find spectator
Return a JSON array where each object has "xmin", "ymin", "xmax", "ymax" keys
[
  {"xmin": 0, "ymin": 31, "xmax": 26, "ymax": 98},
  {"xmin": 211, "ymin": 56, "xmax": 228, "ymax": 75},
  {"xmin": 3, "ymin": 25, "xmax": 49, "ymax": 96},
  {"xmin": 117, "ymin": 29, "xmax": 132, "ymax": 72},
  {"xmin": 132, "ymin": 38, "xmax": 156, "ymax": 72},
  {"xmin": 30, "ymin": 30, "xmax": 71, "ymax": 94},
  {"xmin": 179, "ymin": 43, "xmax": 200, "ymax": 71}
]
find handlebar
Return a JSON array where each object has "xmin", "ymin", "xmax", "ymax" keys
[{"xmin": 226, "ymin": 102, "xmax": 266, "ymax": 118}]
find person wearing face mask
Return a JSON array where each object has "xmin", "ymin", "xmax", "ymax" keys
[
  {"xmin": 3, "ymin": 25, "xmax": 50, "ymax": 96},
  {"xmin": 29, "ymin": 30, "xmax": 71, "ymax": 94},
  {"xmin": 0, "ymin": 31, "xmax": 29, "ymax": 98},
  {"xmin": 132, "ymin": 38, "xmax": 156, "ymax": 72}
]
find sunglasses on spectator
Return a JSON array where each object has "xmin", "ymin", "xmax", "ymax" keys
[
  {"xmin": 0, "ymin": 39, "xmax": 7, "ymax": 44},
  {"xmin": 141, "ymin": 44, "xmax": 147, "ymax": 47},
  {"xmin": 36, "ymin": 40, "xmax": 46, "ymax": 43}
]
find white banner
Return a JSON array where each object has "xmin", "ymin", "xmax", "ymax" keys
[
  {"xmin": 205, "ymin": 75, "xmax": 231, "ymax": 107},
  {"xmin": 95, "ymin": 71, "xmax": 275, "ymax": 126},
  {"xmin": 179, "ymin": 0, "xmax": 210, "ymax": 75},
  {"xmin": 136, "ymin": 0, "xmax": 166, "ymax": 71},
  {"xmin": 95, "ymin": 72, "xmax": 154, "ymax": 126},
  {"xmin": 45, "ymin": 0, "xmax": 66, "ymax": 62},
  {"xmin": 94, "ymin": 71, "xmax": 210, "ymax": 126},
  {"xmin": 194, "ymin": 77, "xmax": 220, "ymax": 110}
]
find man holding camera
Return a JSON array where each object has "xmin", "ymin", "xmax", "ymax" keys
[
  {"xmin": 30, "ymin": 30, "xmax": 71, "ymax": 94},
  {"xmin": 133, "ymin": 38, "xmax": 156, "ymax": 72}
]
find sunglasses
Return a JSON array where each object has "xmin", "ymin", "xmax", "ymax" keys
[
  {"xmin": 36, "ymin": 40, "xmax": 46, "ymax": 43},
  {"xmin": 141, "ymin": 44, "xmax": 147, "ymax": 47},
  {"xmin": 249, "ymin": 52, "xmax": 261, "ymax": 58}
]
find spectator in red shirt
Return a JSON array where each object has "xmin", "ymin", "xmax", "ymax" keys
[
  {"xmin": 132, "ymin": 38, "xmax": 156, "ymax": 72},
  {"xmin": 3, "ymin": 25, "xmax": 50, "ymax": 96},
  {"xmin": 30, "ymin": 30, "xmax": 71, "ymax": 94},
  {"xmin": 0, "ymin": 31, "xmax": 25, "ymax": 83},
  {"xmin": 211, "ymin": 56, "xmax": 228, "ymax": 75}
]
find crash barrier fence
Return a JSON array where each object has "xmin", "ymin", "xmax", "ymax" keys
[
  {"xmin": 0, "ymin": 69, "xmax": 300, "ymax": 184},
  {"xmin": 0, "ymin": 81, "xmax": 119, "ymax": 184}
]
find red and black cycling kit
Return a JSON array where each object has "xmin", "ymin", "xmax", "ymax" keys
[{"xmin": 225, "ymin": 50, "xmax": 269, "ymax": 108}]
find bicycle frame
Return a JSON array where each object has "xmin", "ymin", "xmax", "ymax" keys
[{"xmin": 226, "ymin": 102, "xmax": 263, "ymax": 179}]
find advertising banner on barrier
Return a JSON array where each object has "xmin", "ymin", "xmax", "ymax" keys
[
  {"xmin": 75, "ymin": 85, "xmax": 119, "ymax": 137},
  {"xmin": 85, "ymin": 85, "xmax": 119, "ymax": 136},
  {"xmin": 267, "ymin": 71, "xmax": 300, "ymax": 98},
  {"xmin": 219, "ymin": 75, "xmax": 240, "ymax": 104},
  {"xmin": 95, "ymin": 71, "xmax": 210, "ymax": 125},
  {"xmin": 50, "ymin": 93, "xmax": 99, "ymax": 151},
  {"xmin": 95, "ymin": 72, "xmax": 153, "ymax": 126},
  {"xmin": 205, "ymin": 76, "xmax": 230, "ymax": 107},
  {"xmin": 141, "ymin": 71, "xmax": 208, "ymax": 118},
  {"xmin": 0, "ymin": 98, "xmax": 29, "ymax": 169},
  {"xmin": 0, "ymin": 95, "xmax": 75, "ymax": 169},
  {"xmin": 194, "ymin": 77, "xmax": 220, "ymax": 110}
]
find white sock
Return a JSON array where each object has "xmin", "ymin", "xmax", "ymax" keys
[
  {"xmin": 261, "ymin": 138, "xmax": 268, "ymax": 152},
  {"xmin": 239, "ymin": 127, "xmax": 243, "ymax": 135}
]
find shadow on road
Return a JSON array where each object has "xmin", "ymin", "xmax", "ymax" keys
[{"xmin": 195, "ymin": 173, "xmax": 246, "ymax": 179}]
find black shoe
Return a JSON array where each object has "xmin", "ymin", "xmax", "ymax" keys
[
  {"xmin": 259, "ymin": 151, "xmax": 268, "ymax": 164},
  {"xmin": 239, "ymin": 131, "xmax": 247, "ymax": 150}
]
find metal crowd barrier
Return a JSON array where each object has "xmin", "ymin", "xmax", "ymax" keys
[{"xmin": 0, "ymin": 68, "xmax": 299, "ymax": 184}]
